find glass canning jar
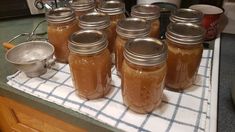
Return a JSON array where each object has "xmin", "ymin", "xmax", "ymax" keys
[
  {"xmin": 70, "ymin": 0, "xmax": 95, "ymax": 18},
  {"xmin": 131, "ymin": 4, "xmax": 160, "ymax": 38},
  {"xmin": 46, "ymin": 7, "xmax": 79, "ymax": 63},
  {"xmin": 122, "ymin": 37, "xmax": 167, "ymax": 114},
  {"xmin": 115, "ymin": 18, "xmax": 150, "ymax": 76},
  {"xmin": 68, "ymin": 30, "xmax": 111, "ymax": 100},
  {"xmin": 79, "ymin": 12, "xmax": 113, "ymax": 53},
  {"xmin": 165, "ymin": 22, "xmax": 206, "ymax": 91},
  {"xmin": 97, "ymin": 0, "xmax": 126, "ymax": 51},
  {"xmin": 169, "ymin": 8, "xmax": 203, "ymax": 24}
]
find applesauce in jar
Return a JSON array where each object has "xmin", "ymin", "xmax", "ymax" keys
[
  {"xmin": 122, "ymin": 37, "xmax": 167, "ymax": 114},
  {"xmin": 46, "ymin": 7, "xmax": 79, "ymax": 63},
  {"xmin": 131, "ymin": 4, "xmax": 160, "ymax": 38},
  {"xmin": 68, "ymin": 30, "xmax": 111, "ymax": 99},
  {"xmin": 169, "ymin": 8, "xmax": 203, "ymax": 24},
  {"xmin": 165, "ymin": 22, "xmax": 205, "ymax": 91},
  {"xmin": 78, "ymin": 12, "xmax": 113, "ymax": 53},
  {"xmin": 97, "ymin": 0, "xmax": 126, "ymax": 53},
  {"xmin": 70, "ymin": 0, "xmax": 95, "ymax": 18},
  {"xmin": 115, "ymin": 18, "xmax": 150, "ymax": 76}
]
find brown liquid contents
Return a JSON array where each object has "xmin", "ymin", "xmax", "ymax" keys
[
  {"xmin": 114, "ymin": 35, "xmax": 127, "ymax": 76},
  {"xmin": 48, "ymin": 21, "xmax": 79, "ymax": 63},
  {"xmin": 150, "ymin": 19, "xmax": 160, "ymax": 38},
  {"xmin": 122, "ymin": 60, "xmax": 166, "ymax": 114},
  {"xmin": 166, "ymin": 40, "xmax": 203, "ymax": 90},
  {"xmin": 69, "ymin": 48, "xmax": 112, "ymax": 99}
]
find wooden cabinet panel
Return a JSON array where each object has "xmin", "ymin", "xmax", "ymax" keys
[{"xmin": 0, "ymin": 96, "xmax": 86, "ymax": 132}]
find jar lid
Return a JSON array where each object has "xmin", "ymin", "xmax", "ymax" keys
[
  {"xmin": 124, "ymin": 37, "xmax": 167, "ymax": 66},
  {"xmin": 116, "ymin": 18, "xmax": 150, "ymax": 39},
  {"xmin": 131, "ymin": 4, "xmax": 160, "ymax": 20},
  {"xmin": 68, "ymin": 30, "xmax": 108, "ymax": 55},
  {"xmin": 97, "ymin": 0, "xmax": 125, "ymax": 15},
  {"xmin": 79, "ymin": 12, "xmax": 110, "ymax": 30},
  {"xmin": 170, "ymin": 8, "xmax": 203, "ymax": 23},
  {"xmin": 46, "ymin": 7, "xmax": 76, "ymax": 23},
  {"xmin": 166, "ymin": 22, "xmax": 206, "ymax": 44},
  {"xmin": 70, "ymin": 0, "xmax": 95, "ymax": 11}
]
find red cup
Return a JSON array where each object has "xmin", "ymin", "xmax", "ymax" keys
[{"xmin": 189, "ymin": 4, "xmax": 224, "ymax": 41}]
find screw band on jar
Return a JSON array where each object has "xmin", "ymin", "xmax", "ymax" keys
[
  {"xmin": 97, "ymin": 0, "xmax": 125, "ymax": 15},
  {"xmin": 131, "ymin": 4, "xmax": 160, "ymax": 21},
  {"xmin": 124, "ymin": 37, "xmax": 167, "ymax": 66},
  {"xmin": 79, "ymin": 12, "xmax": 110, "ymax": 30},
  {"xmin": 70, "ymin": 0, "xmax": 95, "ymax": 12},
  {"xmin": 170, "ymin": 8, "xmax": 203, "ymax": 24},
  {"xmin": 116, "ymin": 17, "xmax": 150, "ymax": 39},
  {"xmin": 46, "ymin": 7, "xmax": 76, "ymax": 24},
  {"xmin": 68, "ymin": 30, "xmax": 108, "ymax": 55}
]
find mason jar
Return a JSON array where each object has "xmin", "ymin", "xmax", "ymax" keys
[
  {"xmin": 115, "ymin": 18, "xmax": 150, "ymax": 76},
  {"xmin": 79, "ymin": 12, "xmax": 114, "ymax": 54},
  {"xmin": 97, "ymin": 0, "xmax": 126, "ymax": 50},
  {"xmin": 131, "ymin": 4, "xmax": 160, "ymax": 38},
  {"xmin": 165, "ymin": 22, "xmax": 206, "ymax": 91},
  {"xmin": 68, "ymin": 30, "xmax": 111, "ymax": 100},
  {"xmin": 170, "ymin": 8, "xmax": 203, "ymax": 24},
  {"xmin": 70, "ymin": 0, "xmax": 95, "ymax": 18},
  {"xmin": 122, "ymin": 37, "xmax": 167, "ymax": 114},
  {"xmin": 46, "ymin": 7, "xmax": 79, "ymax": 63}
]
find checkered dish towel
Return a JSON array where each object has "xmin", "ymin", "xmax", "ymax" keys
[{"xmin": 7, "ymin": 50, "xmax": 213, "ymax": 132}]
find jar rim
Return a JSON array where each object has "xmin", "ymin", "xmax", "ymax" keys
[
  {"xmin": 70, "ymin": 0, "xmax": 95, "ymax": 11},
  {"xmin": 170, "ymin": 8, "xmax": 203, "ymax": 23},
  {"xmin": 131, "ymin": 4, "xmax": 160, "ymax": 20},
  {"xmin": 97, "ymin": 0, "xmax": 125, "ymax": 15}
]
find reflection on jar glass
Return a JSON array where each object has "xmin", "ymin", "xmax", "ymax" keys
[
  {"xmin": 131, "ymin": 4, "xmax": 160, "ymax": 38},
  {"xmin": 122, "ymin": 37, "xmax": 167, "ymax": 114},
  {"xmin": 97, "ymin": 0, "xmax": 126, "ymax": 53},
  {"xmin": 79, "ymin": 12, "xmax": 113, "ymax": 54},
  {"xmin": 46, "ymin": 7, "xmax": 79, "ymax": 63},
  {"xmin": 68, "ymin": 30, "xmax": 111, "ymax": 99},
  {"xmin": 115, "ymin": 18, "xmax": 150, "ymax": 76},
  {"xmin": 169, "ymin": 8, "xmax": 203, "ymax": 24},
  {"xmin": 70, "ymin": 0, "xmax": 95, "ymax": 18},
  {"xmin": 165, "ymin": 22, "xmax": 205, "ymax": 91}
]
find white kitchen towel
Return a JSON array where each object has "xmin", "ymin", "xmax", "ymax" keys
[{"xmin": 7, "ymin": 50, "xmax": 213, "ymax": 132}]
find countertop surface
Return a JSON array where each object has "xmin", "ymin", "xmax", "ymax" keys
[
  {"xmin": 0, "ymin": 16, "xmax": 118, "ymax": 132},
  {"xmin": 218, "ymin": 33, "xmax": 235, "ymax": 132},
  {"xmin": 1, "ymin": 16, "xmax": 234, "ymax": 132}
]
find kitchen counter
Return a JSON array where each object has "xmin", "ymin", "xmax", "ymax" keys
[{"xmin": 0, "ymin": 16, "xmax": 118, "ymax": 132}]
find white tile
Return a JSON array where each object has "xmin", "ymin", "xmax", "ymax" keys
[
  {"xmin": 199, "ymin": 113, "xmax": 207, "ymax": 130},
  {"xmin": 143, "ymin": 115, "xmax": 169, "ymax": 132},
  {"xmin": 80, "ymin": 106, "xmax": 98, "ymax": 117},
  {"xmin": 97, "ymin": 114, "xmax": 116, "ymax": 126},
  {"xmin": 37, "ymin": 81, "xmax": 59, "ymax": 93},
  {"xmin": 184, "ymin": 85, "xmax": 203, "ymax": 98},
  {"xmin": 180, "ymin": 94, "xmax": 201, "ymax": 110},
  {"xmin": 102, "ymin": 101, "xmax": 126, "ymax": 119},
  {"xmin": 153, "ymin": 102, "xmax": 175, "ymax": 119},
  {"xmin": 174, "ymin": 107, "xmax": 198, "ymax": 126},
  {"xmin": 64, "ymin": 77, "xmax": 74, "ymax": 87},
  {"xmin": 49, "ymin": 72, "xmax": 70, "ymax": 83},
  {"xmin": 163, "ymin": 90, "xmax": 180, "ymax": 105},
  {"xmin": 13, "ymin": 72, "xmax": 29, "ymax": 83},
  {"xmin": 41, "ymin": 69, "xmax": 57, "ymax": 79},
  {"xmin": 34, "ymin": 91, "xmax": 48, "ymax": 98},
  {"xmin": 105, "ymin": 87, "xmax": 118, "ymax": 98},
  {"xmin": 52, "ymin": 85, "xmax": 74, "ymax": 98},
  {"xmin": 169, "ymin": 123, "xmax": 194, "ymax": 132},
  {"xmin": 24, "ymin": 77, "xmax": 45, "ymax": 88},
  {"xmin": 60, "ymin": 64, "xmax": 70, "ymax": 74},
  {"xmin": 111, "ymin": 74, "xmax": 121, "ymax": 87},
  {"xmin": 52, "ymin": 63, "xmax": 65, "ymax": 69},
  {"xmin": 117, "ymin": 122, "xmax": 138, "ymax": 132},
  {"xmin": 121, "ymin": 110, "xmax": 147, "ymax": 127},
  {"xmin": 113, "ymin": 90, "xmax": 123, "ymax": 103},
  {"xmin": 85, "ymin": 99, "xmax": 108, "ymax": 111},
  {"xmin": 64, "ymin": 101, "xmax": 79, "ymax": 110},
  {"xmin": 200, "ymin": 58, "xmax": 208, "ymax": 67},
  {"xmin": 48, "ymin": 96, "xmax": 63, "ymax": 104},
  {"xmin": 68, "ymin": 92, "xmax": 86, "ymax": 104}
]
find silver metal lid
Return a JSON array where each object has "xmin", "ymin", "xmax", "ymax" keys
[
  {"xmin": 97, "ymin": 0, "xmax": 125, "ymax": 15},
  {"xmin": 46, "ymin": 7, "xmax": 76, "ymax": 24},
  {"xmin": 79, "ymin": 12, "xmax": 110, "ymax": 30},
  {"xmin": 116, "ymin": 18, "xmax": 150, "ymax": 39},
  {"xmin": 124, "ymin": 37, "xmax": 167, "ymax": 66},
  {"xmin": 166, "ymin": 22, "xmax": 206, "ymax": 45},
  {"xmin": 68, "ymin": 30, "xmax": 108, "ymax": 55},
  {"xmin": 170, "ymin": 8, "xmax": 203, "ymax": 23},
  {"xmin": 70, "ymin": 0, "xmax": 95, "ymax": 12},
  {"xmin": 131, "ymin": 4, "xmax": 160, "ymax": 20}
]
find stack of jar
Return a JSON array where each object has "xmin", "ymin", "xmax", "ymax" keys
[{"xmin": 45, "ymin": 1, "xmax": 206, "ymax": 114}]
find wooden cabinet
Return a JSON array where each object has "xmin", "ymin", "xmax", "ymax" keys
[{"xmin": 0, "ymin": 96, "xmax": 86, "ymax": 132}]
